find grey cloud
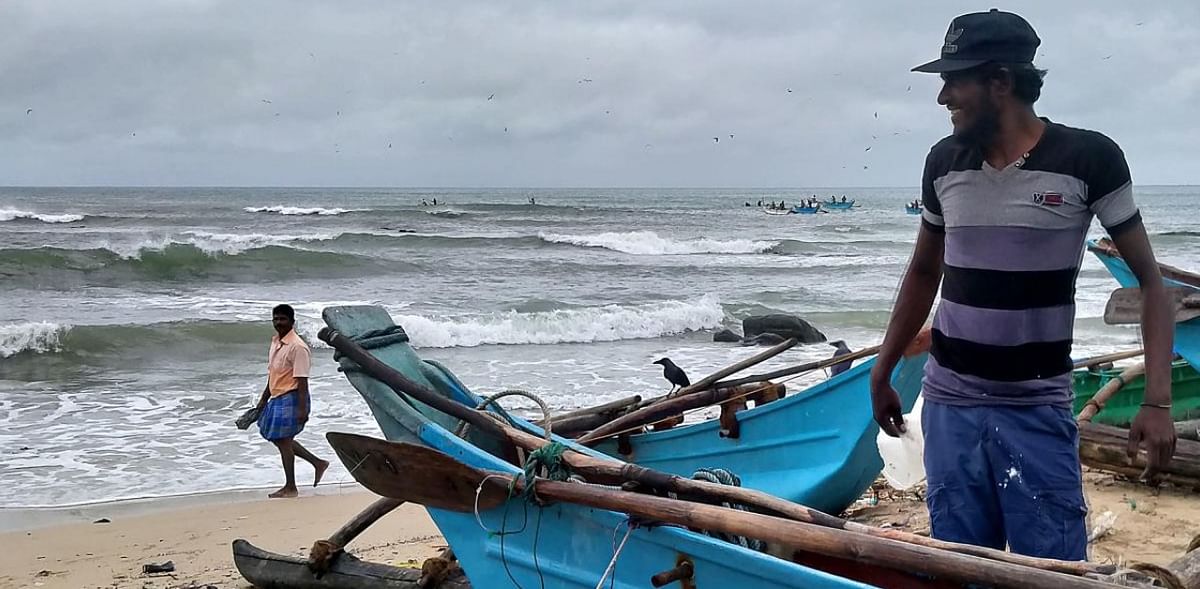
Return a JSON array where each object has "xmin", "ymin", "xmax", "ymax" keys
[{"xmin": 0, "ymin": 0, "xmax": 1196, "ymax": 186}]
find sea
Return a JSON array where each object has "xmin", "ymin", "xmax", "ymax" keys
[{"xmin": 1, "ymin": 186, "xmax": 1197, "ymax": 508}]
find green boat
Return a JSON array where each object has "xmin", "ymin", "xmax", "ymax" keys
[{"xmin": 1072, "ymin": 359, "xmax": 1200, "ymax": 426}]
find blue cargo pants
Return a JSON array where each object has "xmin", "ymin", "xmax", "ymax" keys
[{"xmin": 922, "ymin": 400, "xmax": 1089, "ymax": 560}]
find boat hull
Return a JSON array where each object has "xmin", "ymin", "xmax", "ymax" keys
[
  {"xmin": 1087, "ymin": 240, "xmax": 1200, "ymax": 371},
  {"xmin": 1073, "ymin": 360, "xmax": 1200, "ymax": 426}
]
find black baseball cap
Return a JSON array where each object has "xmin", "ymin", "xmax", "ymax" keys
[{"xmin": 912, "ymin": 9, "xmax": 1040, "ymax": 73}]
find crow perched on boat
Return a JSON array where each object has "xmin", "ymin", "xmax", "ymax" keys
[
  {"xmin": 652, "ymin": 357, "xmax": 690, "ymax": 393},
  {"xmin": 828, "ymin": 340, "xmax": 853, "ymax": 376}
]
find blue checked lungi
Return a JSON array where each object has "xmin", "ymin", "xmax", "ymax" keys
[{"xmin": 258, "ymin": 390, "xmax": 305, "ymax": 441}]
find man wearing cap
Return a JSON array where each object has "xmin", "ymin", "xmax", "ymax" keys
[{"xmin": 869, "ymin": 10, "xmax": 1176, "ymax": 559}]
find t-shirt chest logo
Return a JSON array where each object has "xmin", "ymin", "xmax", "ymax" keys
[{"xmin": 1032, "ymin": 191, "xmax": 1064, "ymax": 206}]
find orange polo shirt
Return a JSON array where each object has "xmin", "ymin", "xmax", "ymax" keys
[{"xmin": 267, "ymin": 330, "xmax": 311, "ymax": 398}]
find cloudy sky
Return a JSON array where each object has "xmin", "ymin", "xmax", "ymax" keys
[{"xmin": 1, "ymin": 1, "xmax": 1196, "ymax": 187}]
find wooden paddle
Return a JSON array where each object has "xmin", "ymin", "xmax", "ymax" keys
[
  {"xmin": 325, "ymin": 433, "xmax": 1117, "ymax": 589},
  {"xmin": 577, "ymin": 344, "xmax": 878, "ymax": 444},
  {"xmin": 318, "ymin": 327, "xmax": 1113, "ymax": 577},
  {"xmin": 1104, "ymin": 287, "xmax": 1200, "ymax": 325},
  {"xmin": 1076, "ymin": 362, "xmax": 1147, "ymax": 424}
]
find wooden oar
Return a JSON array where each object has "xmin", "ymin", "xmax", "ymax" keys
[
  {"xmin": 326, "ymin": 434, "xmax": 1117, "ymax": 589},
  {"xmin": 1104, "ymin": 287, "xmax": 1200, "ymax": 325},
  {"xmin": 576, "ymin": 382, "xmax": 784, "ymax": 445},
  {"xmin": 712, "ymin": 344, "xmax": 882, "ymax": 389},
  {"xmin": 1076, "ymin": 362, "xmax": 1146, "ymax": 424},
  {"xmin": 577, "ymin": 344, "xmax": 879, "ymax": 444},
  {"xmin": 1073, "ymin": 349, "xmax": 1145, "ymax": 370},
  {"xmin": 670, "ymin": 336, "xmax": 798, "ymax": 397},
  {"xmin": 319, "ymin": 328, "xmax": 1114, "ymax": 577}
]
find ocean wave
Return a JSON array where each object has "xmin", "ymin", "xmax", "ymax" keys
[
  {"xmin": 0, "ymin": 207, "xmax": 86, "ymax": 223},
  {"xmin": 538, "ymin": 231, "xmax": 777, "ymax": 255},
  {"xmin": 0, "ymin": 321, "xmax": 68, "ymax": 358},
  {"xmin": 0, "ymin": 243, "xmax": 401, "ymax": 287},
  {"xmin": 423, "ymin": 208, "xmax": 468, "ymax": 218},
  {"xmin": 397, "ymin": 294, "xmax": 726, "ymax": 347},
  {"xmin": 0, "ymin": 296, "xmax": 724, "ymax": 359},
  {"xmin": 243, "ymin": 205, "xmax": 365, "ymax": 216}
]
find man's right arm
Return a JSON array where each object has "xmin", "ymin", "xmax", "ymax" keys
[
  {"xmin": 870, "ymin": 223, "xmax": 944, "ymax": 435},
  {"xmin": 256, "ymin": 383, "xmax": 270, "ymax": 410}
]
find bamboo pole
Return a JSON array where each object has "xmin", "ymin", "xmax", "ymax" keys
[{"xmin": 1077, "ymin": 362, "xmax": 1146, "ymax": 423}]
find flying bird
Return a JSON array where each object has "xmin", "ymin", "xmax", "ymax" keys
[
  {"xmin": 652, "ymin": 358, "xmax": 691, "ymax": 393},
  {"xmin": 712, "ymin": 137, "xmax": 719, "ymax": 143},
  {"xmin": 1102, "ymin": 55, "xmax": 1113, "ymax": 60},
  {"xmin": 26, "ymin": 108, "xmax": 33, "ymax": 115},
  {"xmin": 504, "ymin": 127, "xmax": 508, "ymax": 132},
  {"xmin": 261, "ymin": 99, "xmax": 272, "ymax": 104},
  {"xmin": 487, "ymin": 93, "xmax": 495, "ymax": 100},
  {"xmin": 906, "ymin": 85, "xmax": 911, "ymax": 92},
  {"xmin": 388, "ymin": 143, "xmax": 393, "ymax": 148},
  {"xmin": 865, "ymin": 146, "xmax": 872, "ymax": 152},
  {"xmin": 786, "ymin": 88, "xmax": 793, "ymax": 93},
  {"xmin": 729, "ymin": 134, "xmax": 735, "ymax": 139},
  {"xmin": 874, "ymin": 112, "xmax": 878, "ymax": 119}
]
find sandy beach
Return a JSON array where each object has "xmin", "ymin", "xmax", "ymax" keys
[
  {"xmin": 4, "ymin": 469, "xmax": 1198, "ymax": 589},
  {"xmin": 1, "ymin": 488, "xmax": 443, "ymax": 589}
]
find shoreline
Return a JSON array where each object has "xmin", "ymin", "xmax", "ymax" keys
[{"xmin": 0, "ymin": 481, "xmax": 364, "ymax": 534}]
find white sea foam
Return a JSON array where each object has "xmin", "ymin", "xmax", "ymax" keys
[
  {"xmin": 243, "ymin": 205, "xmax": 364, "ymax": 216},
  {"xmin": 396, "ymin": 294, "xmax": 725, "ymax": 348},
  {"xmin": 0, "ymin": 321, "xmax": 68, "ymax": 358},
  {"xmin": 538, "ymin": 231, "xmax": 777, "ymax": 255},
  {"xmin": 181, "ymin": 230, "xmax": 339, "ymax": 254},
  {"xmin": 0, "ymin": 208, "xmax": 85, "ymax": 223}
]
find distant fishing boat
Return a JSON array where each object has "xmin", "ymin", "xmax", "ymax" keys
[
  {"xmin": 824, "ymin": 199, "xmax": 856, "ymax": 210},
  {"xmin": 904, "ymin": 205, "xmax": 922, "ymax": 215},
  {"xmin": 791, "ymin": 205, "xmax": 825, "ymax": 215}
]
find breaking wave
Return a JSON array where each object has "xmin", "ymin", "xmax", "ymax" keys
[
  {"xmin": 243, "ymin": 205, "xmax": 365, "ymax": 216},
  {"xmin": 0, "ymin": 207, "xmax": 86, "ymax": 223},
  {"xmin": 396, "ymin": 294, "xmax": 726, "ymax": 347},
  {"xmin": 537, "ymin": 231, "xmax": 777, "ymax": 255}
]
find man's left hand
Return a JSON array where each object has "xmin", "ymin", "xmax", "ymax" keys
[{"xmin": 1127, "ymin": 406, "xmax": 1177, "ymax": 480}]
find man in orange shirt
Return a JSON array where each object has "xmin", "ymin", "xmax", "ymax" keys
[{"xmin": 255, "ymin": 304, "xmax": 329, "ymax": 498}]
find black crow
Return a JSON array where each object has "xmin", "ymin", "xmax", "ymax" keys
[
  {"xmin": 828, "ymin": 340, "xmax": 853, "ymax": 376},
  {"xmin": 652, "ymin": 357, "xmax": 690, "ymax": 393}
]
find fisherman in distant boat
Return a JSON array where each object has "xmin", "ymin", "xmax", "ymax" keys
[
  {"xmin": 254, "ymin": 304, "xmax": 329, "ymax": 499},
  {"xmin": 842, "ymin": 195, "xmax": 848, "ymax": 203},
  {"xmin": 529, "ymin": 197, "xmax": 536, "ymax": 205}
]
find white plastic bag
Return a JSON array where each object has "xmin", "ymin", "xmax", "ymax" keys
[{"xmin": 876, "ymin": 396, "xmax": 926, "ymax": 490}]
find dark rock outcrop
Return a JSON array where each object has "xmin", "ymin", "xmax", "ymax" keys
[
  {"xmin": 742, "ymin": 314, "xmax": 826, "ymax": 344},
  {"xmin": 713, "ymin": 329, "xmax": 742, "ymax": 343}
]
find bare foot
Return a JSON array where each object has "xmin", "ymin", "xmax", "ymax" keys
[
  {"xmin": 313, "ymin": 459, "xmax": 330, "ymax": 487},
  {"xmin": 269, "ymin": 486, "xmax": 298, "ymax": 499}
]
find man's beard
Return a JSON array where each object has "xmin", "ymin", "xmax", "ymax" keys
[{"xmin": 953, "ymin": 98, "xmax": 1000, "ymax": 149}]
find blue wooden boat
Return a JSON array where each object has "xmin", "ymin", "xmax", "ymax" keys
[
  {"xmin": 319, "ymin": 305, "xmax": 942, "ymax": 588},
  {"xmin": 825, "ymin": 199, "xmax": 856, "ymax": 210},
  {"xmin": 324, "ymin": 306, "xmax": 924, "ymax": 514},
  {"xmin": 904, "ymin": 206, "xmax": 922, "ymax": 215},
  {"xmin": 1087, "ymin": 238, "xmax": 1200, "ymax": 370},
  {"xmin": 791, "ymin": 205, "xmax": 825, "ymax": 215}
]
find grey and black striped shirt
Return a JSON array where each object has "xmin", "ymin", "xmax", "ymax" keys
[{"xmin": 921, "ymin": 119, "xmax": 1140, "ymax": 407}]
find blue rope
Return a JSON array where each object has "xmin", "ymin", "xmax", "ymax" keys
[{"xmin": 690, "ymin": 467, "xmax": 768, "ymax": 553}]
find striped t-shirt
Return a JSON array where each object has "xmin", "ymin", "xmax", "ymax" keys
[{"xmin": 921, "ymin": 119, "xmax": 1141, "ymax": 407}]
